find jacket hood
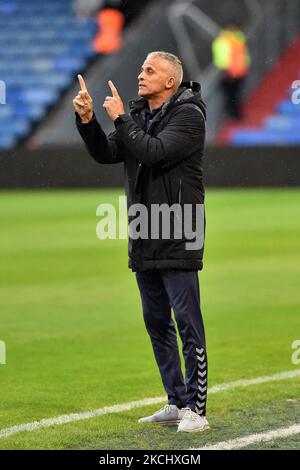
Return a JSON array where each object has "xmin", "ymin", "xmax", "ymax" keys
[{"xmin": 129, "ymin": 81, "xmax": 206, "ymax": 119}]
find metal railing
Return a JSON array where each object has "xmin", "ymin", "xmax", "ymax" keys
[{"xmin": 167, "ymin": 0, "xmax": 300, "ymax": 141}]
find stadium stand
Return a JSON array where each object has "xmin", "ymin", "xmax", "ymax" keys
[
  {"xmin": 217, "ymin": 34, "xmax": 300, "ymax": 146},
  {"xmin": 1, "ymin": 0, "xmax": 299, "ymax": 189},
  {"xmin": 0, "ymin": 0, "xmax": 98, "ymax": 149},
  {"xmin": 25, "ymin": 0, "xmax": 300, "ymax": 148},
  {"xmin": 1, "ymin": 0, "xmax": 299, "ymax": 150}
]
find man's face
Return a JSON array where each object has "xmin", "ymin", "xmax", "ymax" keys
[{"xmin": 138, "ymin": 57, "xmax": 174, "ymax": 98}]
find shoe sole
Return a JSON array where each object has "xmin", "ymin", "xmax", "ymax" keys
[
  {"xmin": 138, "ymin": 420, "xmax": 180, "ymax": 426},
  {"xmin": 158, "ymin": 420, "xmax": 181, "ymax": 426},
  {"xmin": 177, "ymin": 424, "xmax": 210, "ymax": 433}
]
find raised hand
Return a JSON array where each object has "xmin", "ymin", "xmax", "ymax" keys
[
  {"xmin": 73, "ymin": 74, "xmax": 94, "ymax": 124},
  {"xmin": 103, "ymin": 80, "xmax": 125, "ymax": 121}
]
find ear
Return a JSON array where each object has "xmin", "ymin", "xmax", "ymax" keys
[{"xmin": 166, "ymin": 77, "xmax": 175, "ymax": 89}]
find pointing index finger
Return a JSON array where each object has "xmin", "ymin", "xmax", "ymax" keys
[
  {"xmin": 78, "ymin": 74, "xmax": 87, "ymax": 92},
  {"xmin": 108, "ymin": 80, "xmax": 119, "ymax": 97}
]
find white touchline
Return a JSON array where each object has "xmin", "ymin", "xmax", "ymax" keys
[
  {"xmin": 192, "ymin": 423, "xmax": 300, "ymax": 450},
  {"xmin": 0, "ymin": 369, "xmax": 299, "ymax": 439},
  {"xmin": 207, "ymin": 369, "xmax": 300, "ymax": 393}
]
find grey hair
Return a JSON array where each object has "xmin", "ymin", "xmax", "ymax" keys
[{"xmin": 147, "ymin": 51, "xmax": 183, "ymax": 88}]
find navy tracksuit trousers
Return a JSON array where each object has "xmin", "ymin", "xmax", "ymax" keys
[{"xmin": 135, "ymin": 269, "xmax": 207, "ymax": 416}]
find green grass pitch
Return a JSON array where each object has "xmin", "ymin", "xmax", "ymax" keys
[{"xmin": 0, "ymin": 188, "xmax": 299, "ymax": 450}]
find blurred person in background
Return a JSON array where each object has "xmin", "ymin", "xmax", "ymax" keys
[
  {"xmin": 75, "ymin": 0, "xmax": 125, "ymax": 54},
  {"xmin": 212, "ymin": 24, "xmax": 251, "ymax": 120},
  {"xmin": 92, "ymin": 0, "xmax": 125, "ymax": 54},
  {"xmin": 73, "ymin": 51, "xmax": 209, "ymax": 433}
]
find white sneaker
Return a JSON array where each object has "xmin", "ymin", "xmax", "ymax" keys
[
  {"xmin": 138, "ymin": 404, "xmax": 183, "ymax": 426},
  {"xmin": 177, "ymin": 408, "xmax": 210, "ymax": 433}
]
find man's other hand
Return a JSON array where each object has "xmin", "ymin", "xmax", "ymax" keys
[{"xmin": 103, "ymin": 81, "xmax": 125, "ymax": 121}]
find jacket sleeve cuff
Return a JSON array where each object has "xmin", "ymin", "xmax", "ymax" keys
[
  {"xmin": 114, "ymin": 114, "xmax": 133, "ymax": 129},
  {"xmin": 75, "ymin": 112, "xmax": 97, "ymax": 127}
]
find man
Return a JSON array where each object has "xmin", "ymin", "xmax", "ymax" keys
[
  {"xmin": 73, "ymin": 51, "xmax": 208, "ymax": 433},
  {"xmin": 212, "ymin": 24, "xmax": 250, "ymax": 120}
]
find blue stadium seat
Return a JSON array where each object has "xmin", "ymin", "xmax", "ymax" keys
[
  {"xmin": 232, "ymin": 129, "xmax": 300, "ymax": 146},
  {"xmin": 277, "ymin": 100, "xmax": 300, "ymax": 115},
  {"xmin": 230, "ymin": 83, "xmax": 300, "ymax": 145},
  {"xmin": 0, "ymin": 119, "xmax": 31, "ymax": 137},
  {"xmin": 0, "ymin": 105, "xmax": 12, "ymax": 119},
  {"xmin": 0, "ymin": 134, "xmax": 18, "ymax": 150},
  {"xmin": 54, "ymin": 57, "xmax": 86, "ymax": 72},
  {"xmin": 0, "ymin": 0, "xmax": 97, "ymax": 149},
  {"xmin": 22, "ymin": 88, "xmax": 59, "ymax": 106},
  {"xmin": 264, "ymin": 116, "xmax": 300, "ymax": 131}
]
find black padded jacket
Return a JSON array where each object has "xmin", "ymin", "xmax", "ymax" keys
[{"xmin": 76, "ymin": 81, "xmax": 206, "ymax": 272}]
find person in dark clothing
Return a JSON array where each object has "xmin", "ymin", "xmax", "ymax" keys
[{"xmin": 73, "ymin": 51, "xmax": 209, "ymax": 433}]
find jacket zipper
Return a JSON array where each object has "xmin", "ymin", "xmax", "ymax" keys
[{"xmin": 178, "ymin": 178, "xmax": 182, "ymax": 205}]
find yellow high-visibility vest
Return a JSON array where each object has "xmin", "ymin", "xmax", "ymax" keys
[{"xmin": 212, "ymin": 30, "xmax": 250, "ymax": 78}]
